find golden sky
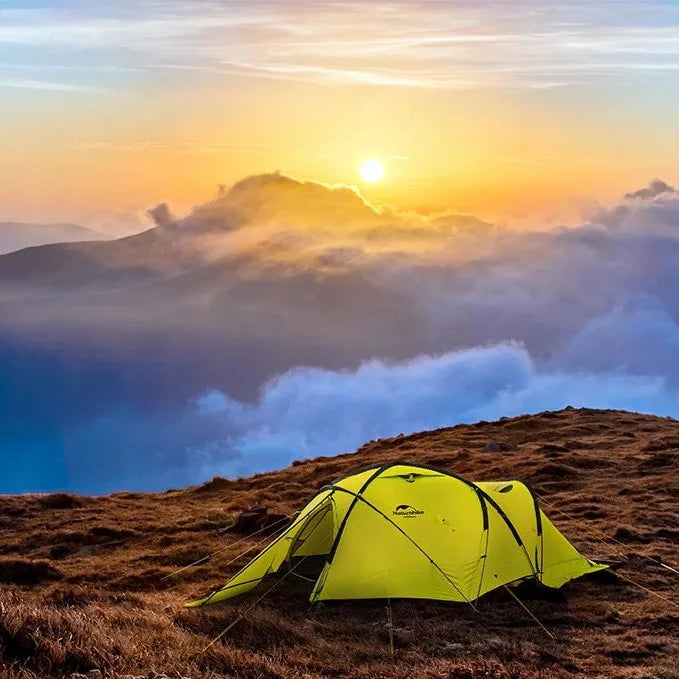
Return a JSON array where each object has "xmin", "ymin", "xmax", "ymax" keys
[{"xmin": 2, "ymin": 1, "xmax": 679, "ymax": 229}]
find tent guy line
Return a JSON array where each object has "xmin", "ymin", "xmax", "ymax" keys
[
  {"xmin": 201, "ymin": 521, "xmax": 337, "ymax": 654},
  {"xmin": 535, "ymin": 493, "xmax": 679, "ymax": 577},
  {"xmin": 161, "ymin": 513, "xmax": 293, "ymax": 582}
]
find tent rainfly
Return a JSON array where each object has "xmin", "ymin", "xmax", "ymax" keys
[{"xmin": 187, "ymin": 462, "xmax": 606, "ymax": 607}]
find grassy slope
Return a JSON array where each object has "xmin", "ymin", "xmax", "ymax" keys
[{"xmin": 0, "ymin": 408, "xmax": 677, "ymax": 679}]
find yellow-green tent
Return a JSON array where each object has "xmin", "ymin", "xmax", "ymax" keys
[{"xmin": 188, "ymin": 462, "xmax": 605, "ymax": 607}]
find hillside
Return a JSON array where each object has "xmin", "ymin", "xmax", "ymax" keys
[{"xmin": 0, "ymin": 407, "xmax": 676, "ymax": 679}]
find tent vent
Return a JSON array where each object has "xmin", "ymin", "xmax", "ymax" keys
[{"xmin": 498, "ymin": 484, "xmax": 514, "ymax": 493}]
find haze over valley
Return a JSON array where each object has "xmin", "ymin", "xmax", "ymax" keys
[{"xmin": 3, "ymin": 175, "xmax": 679, "ymax": 491}]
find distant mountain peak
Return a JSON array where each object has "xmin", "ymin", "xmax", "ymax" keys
[{"xmin": 0, "ymin": 220, "xmax": 110, "ymax": 255}]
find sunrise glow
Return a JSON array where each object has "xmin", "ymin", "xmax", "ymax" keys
[
  {"xmin": 359, "ymin": 159, "xmax": 385, "ymax": 184},
  {"xmin": 2, "ymin": 2, "xmax": 678, "ymax": 226}
]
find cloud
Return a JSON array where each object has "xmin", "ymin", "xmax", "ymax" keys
[
  {"xmin": 209, "ymin": 343, "xmax": 678, "ymax": 476},
  {"xmin": 0, "ymin": 78, "xmax": 110, "ymax": 93},
  {"xmin": 148, "ymin": 203, "xmax": 176, "ymax": 229},
  {"xmin": 589, "ymin": 180, "xmax": 679, "ymax": 233},
  {"xmin": 556, "ymin": 303, "xmax": 679, "ymax": 379},
  {"xmin": 5, "ymin": 172, "xmax": 679, "ymax": 492},
  {"xmin": 193, "ymin": 342, "xmax": 678, "ymax": 478},
  {"xmin": 117, "ymin": 174, "xmax": 679, "ymax": 484},
  {"xmin": 58, "ymin": 342, "xmax": 679, "ymax": 492},
  {"xmin": 149, "ymin": 172, "xmax": 495, "ymax": 269},
  {"xmin": 625, "ymin": 179, "xmax": 676, "ymax": 200},
  {"xmin": 6, "ymin": 2, "xmax": 679, "ymax": 92},
  {"xmin": 71, "ymin": 140, "xmax": 273, "ymax": 155}
]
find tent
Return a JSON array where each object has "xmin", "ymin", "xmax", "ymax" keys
[{"xmin": 187, "ymin": 462, "xmax": 605, "ymax": 607}]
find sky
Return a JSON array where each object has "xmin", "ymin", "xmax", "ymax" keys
[
  {"xmin": 3, "ymin": 0, "xmax": 679, "ymax": 229},
  {"xmin": 4, "ymin": 1, "xmax": 679, "ymax": 492}
]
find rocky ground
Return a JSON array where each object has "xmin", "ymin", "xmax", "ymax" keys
[{"xmin": 0, "ymin": 407, "xmax": 677, "ymax": 678}]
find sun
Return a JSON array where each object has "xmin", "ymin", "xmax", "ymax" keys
[{"xmin": 359, "ymin": 158, "xmax": 385, "ymax": 183}]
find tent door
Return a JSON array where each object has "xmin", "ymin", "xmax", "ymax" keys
[
  {"xmin": 285, "ymin": 499, "xmax": 335, "ymax": 583},
  {"xmin": 288, "ymin": 499, "xmax": 335, "ymax": 560}
]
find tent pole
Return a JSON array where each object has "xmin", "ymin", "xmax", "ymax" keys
[
  {"xmin": 503, "ymin": 585, "xmax": 554, "ymax": 639},
  {"xmin": 386, "ymin": 598, "xmax": 395, "ymax": 657}
]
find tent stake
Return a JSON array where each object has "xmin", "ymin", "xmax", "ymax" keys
[{"xmin": 503, "ymin": 585, "xmax": 554, "ymax": 639}]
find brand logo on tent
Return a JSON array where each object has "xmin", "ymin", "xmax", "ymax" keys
[{"xmin": 393, "ymin": 504, "xmax": 425, "ymax": 518}]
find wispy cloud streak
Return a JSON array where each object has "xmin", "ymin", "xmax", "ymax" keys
[
  {"xmin": 3, "ymin": 1, "xmax": 679, "ymax": 91},
  {"xmin": 0, "ymin": 78, "xmax": 109, "ymax": 93}
]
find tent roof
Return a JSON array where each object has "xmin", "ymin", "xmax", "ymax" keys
[{"xmin": 187, "ymin": 461, "xmax": 605, "ymax": 607}]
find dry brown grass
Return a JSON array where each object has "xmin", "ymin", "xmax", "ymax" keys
[{"xmin": 0, "ymin": 407, "xmax": 677, "ymax": 678}]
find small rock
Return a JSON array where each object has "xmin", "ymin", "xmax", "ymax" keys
[
  {"xmin": 87, "ymin": 671, "xmax": 102, "ymax": 679},
  {"xmin": 605, "ymin": 610, "xmax": 621, "ymax": 623},
  {"xmin": 70, "ymin": 675, "xmax": 88, "ymax": 679},
  {"xmin": 613, "ymin": 526, "xmax": 647, "ymax": 543},
  {"xmin": 443, "ymin": 642, "xmax": 465, "ymax": 652}
]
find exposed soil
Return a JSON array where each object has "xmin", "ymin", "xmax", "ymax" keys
[{"xmin": 0, "ymin": 407, "xmax": 676, "ymax": 678}]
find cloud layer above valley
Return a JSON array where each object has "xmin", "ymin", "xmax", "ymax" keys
[
  {"xmin": 188, "ymin": 343, "xmax": 679, "ymax": 480},
  {"xmin": 54, "ymin": 341, "xmax": 679, "ymax": 493},
  {"xmin": 3, "ymin": 174, "xmax": 679, "ymax": 492}
]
